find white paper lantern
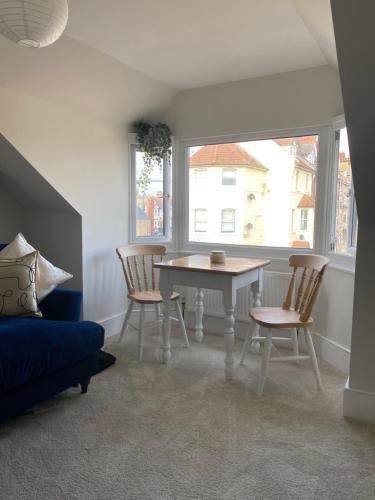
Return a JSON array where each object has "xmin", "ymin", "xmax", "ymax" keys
[{"xmin": 0, "ymin": 0, "xmax": 68, "ymax": 48}]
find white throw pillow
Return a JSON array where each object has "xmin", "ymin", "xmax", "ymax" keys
[
  {"xmin": 0, "ymin": 233, "xmax": 73, "ymax": 302},
  {"xmin": 0, "ymin": 251, "xmax": 41, "ymax": 317}
]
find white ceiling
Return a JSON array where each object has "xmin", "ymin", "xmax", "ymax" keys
[{"xmin": 66, "ymin": 0, "xmax": 337, "ymax": 90}]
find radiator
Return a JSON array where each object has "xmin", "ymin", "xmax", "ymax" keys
[{"xmin": 183, "ymin": 270, "xmax": 291, "ymax": 323}]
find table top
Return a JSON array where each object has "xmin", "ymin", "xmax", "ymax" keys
[{"xmin": 154, "ymin": 254, "xmax": 270, "ymax": 276}]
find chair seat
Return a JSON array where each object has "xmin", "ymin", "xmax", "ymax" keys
[
  {"xmin": 128, "ymin": 290, "xmax": 180, "ymax": 304},
  {"xmin": 249, "ymin": 307, "xmax": 313, "ymax": 329}
]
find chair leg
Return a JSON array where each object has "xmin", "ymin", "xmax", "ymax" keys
[
  {"xmin": 257, "ymin": 329, "xmax": 272, "ymax": 396},
  {"xmin": 155, "ymin": 303, "xmax": 161, "ymax": 321},
  {"xmin": 175, "ymin": 299, "xmax": 190, "ymax": 348},
  {"xmin": 292, "ymin": 328, "xmax": 299, "ymax": 363},
  {"xmin": 304, "ymin": 328, "xmax": 323, "ymax": 390},
  {"xmin": 119, "ymin": 300, "xmax": 134, "ymax": 343},
  {"xmin": 138, "ymin": 304, "xmax": 145, "ymax": 361},
  {"xmin": 240, "ymin": 320, "xmax": 256, "ymax": 365}
]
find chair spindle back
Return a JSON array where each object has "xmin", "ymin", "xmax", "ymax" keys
[
  {"xmin": 282, "ymin": 254, "xmax": 329, "ymax": 322},
  {"xmin": 116, "ymin": 245, "xmax": 167, "ymax": 294}
]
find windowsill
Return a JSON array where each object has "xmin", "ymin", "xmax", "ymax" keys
[
  {"xmin": 180, "ymin": 240, "xmax": 316, "ymax": 263},
  {"xmin": 327, "ymin": 251, "xmax": 356, "ymax": 274}
]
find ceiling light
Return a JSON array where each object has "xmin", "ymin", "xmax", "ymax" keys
[{"xmin": 0, "ymin": 0, "xmax": 68, "ymax": 48}]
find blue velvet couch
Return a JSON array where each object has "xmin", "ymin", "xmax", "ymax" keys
[{"xmin": 0, "ymin": 243, "xmax": 105, "ymax": 424}]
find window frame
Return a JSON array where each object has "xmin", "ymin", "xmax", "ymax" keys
[
  {"xmin": 194, "ymin": 168, "xmax": 208, "ymax": 187},
  {"xmin": 300, "ymin": 208, "xmax": 309, "ymax": 231},
  {"xmin": 221, "ymin": 168, "xmax": 237, "ymax": 186},
  {"xmin": 326, "ymin": 116, "xmax": 357, "ymax": 271},
  {"xmin": 194, "ymin": 208, "xmax": 208, "ymax": 233},
  {"xmin": 221, "ymin": 208, "xmax": 236, "ymax": 233},
  {"xmin": 175, "ymin": 125, "xmax": 328, "ymax": 262},
  {"xmin": 129, "ymin": 139, "xmax": 172, "ymax": 244}
]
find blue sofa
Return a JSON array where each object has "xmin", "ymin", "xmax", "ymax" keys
[{"xmin": 0, "ymin": 243, "xmax": 105, "ymax": 424}]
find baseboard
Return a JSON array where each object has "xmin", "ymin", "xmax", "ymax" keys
[
  {"xmin": 344, "ymin": 379, "xmax": 375, "ymax": 424},
  {"xmin": 185, "ymin": 309, "xmax": 350, "ymax": 374},
  {"xmin": 310, "ymin": 331, "xmax": 350, "ymax": 374},
  {"xmin": 99, "ymin": 312, "xmax": 125, "ymax": 338},
  {"xmin": 99, "ymin": 307, "xmax": 165, "ymax": 339}
]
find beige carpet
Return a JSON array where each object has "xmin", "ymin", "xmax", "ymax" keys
[{"xmin": 1, "ymin": 328, "xmax": 375, "ymax": 500}]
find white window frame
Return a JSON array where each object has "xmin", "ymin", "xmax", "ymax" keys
[
  {"xmin": 221, "ymin": 208, "xmax": 236, "ymax": 233},
  {"xmin": 194, "ymin": 168, "xmax": 208, "ymax": 186},
  {"xmin": 300, "ymin": 208, "xmax": 309, "ymax": 231},
  {"xmin": 326, "ymin": 116, "xmax": 357, "ymax": 273},
  {"xmin": 129, "ymin": 135, "xmax": 172, "ymax": 244},
  {"xmin": 194, "ymin": 208, "xmax": 208, "ymax": 233},
  {"xmin": 174, "ymin": 125, "xmax": 328, "ymax": 262},
  {"xmin": 222, "ymin": 168, "xmax": 237, "ymax": 186}
]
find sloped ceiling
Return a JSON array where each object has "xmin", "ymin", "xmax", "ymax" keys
[
  {"xmin": 0, "ymin": 35, "xmax": 177, "ymax": 124},
  {"xmin": 66, "ymin": 0, "xmax": 338, "ymax": 89}
]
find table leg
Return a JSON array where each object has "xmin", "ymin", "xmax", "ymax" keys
[
  {"xmin": 159, "ymin": 272, "xmax": 172, "ymax": 364},
  {"xmin": 250, "ymin": 272, "xmax": 263, "ymax": 354},
  {"xmin": 195, "ymin": 288, "xmax": 204, "ymax": 342},
  {"xmin": 223, "ymin": 290, "xmax": 236, "ymax": 380}
]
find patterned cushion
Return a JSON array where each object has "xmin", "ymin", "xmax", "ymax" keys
[
  {"xmin": 0, "ymin": 233, "xmax": 72, "ymax": 301},
  {"xmin": 0, "ymin": 251, "xmax": 41, "ymax": 317}
]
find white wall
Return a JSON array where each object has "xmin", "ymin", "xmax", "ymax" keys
[
  {"xmin": 0, "ymin": 35, "xmax": 176, "ymax": 332},
  {"xmin": 165, "ymin": 66, "xmax": 343, "ymax": 138},
  {"xmin": 165, "ymin": 65, "xmax": 353, "ymax": 369}
]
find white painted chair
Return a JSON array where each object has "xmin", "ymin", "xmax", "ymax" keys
[
  {"xmin": 240, "ymin": 254, "xmax": 329, "ymax": 395},
  {"xmin": 116, "ymin": 244, "xmax": 189, "ymax": 360}
]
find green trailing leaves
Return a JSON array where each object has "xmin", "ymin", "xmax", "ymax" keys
[{"xmin": 134, "ymin": 121, "xmax": 172, "ymax": 193}]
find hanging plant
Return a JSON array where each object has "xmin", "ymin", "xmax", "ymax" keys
[{"xmin": 133, "ymin": 121, "xmax": 172, "ymax": 193}]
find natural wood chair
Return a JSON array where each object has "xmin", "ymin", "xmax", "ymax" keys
[
  {"xmin": 116, "ymin": 244, "xmax": 189, "ymax": 360},
  {"xmin": 240, "ymin": 254, "xmax": 329, "ymax": 395}
]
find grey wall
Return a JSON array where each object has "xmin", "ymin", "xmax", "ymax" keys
[
  {"xmin": 0, "ymin": 134, "xmax": 83, "ymax": 291},
  {"xmin": 0, "ymin": 179, "xmax": 25, "ymax": 242},
  {"xmin": 332, "ymin": 0, "xmax": 375, "ymax": 395}
]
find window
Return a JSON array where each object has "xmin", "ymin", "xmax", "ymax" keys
[
  {"xmin": 300, "ymin": 209, "xmax": 308, "ymax": 231},
  {"xmin": 291, "ymin": 209, "xmax": 296, "ymax": 231},
  {"xmin": 332, "ymin": 127, "xmax": 357, "ymax": 254},
  {"xmin": 221, "ymin": 209, "xmax": 235, "ymax": 233},
  {"xmin": 194, "ymin": 168, "xmax": 208, "ymax": 187},
  {"xmin": 131, "ymin": 145, "xmax": 171, "ymax": 242},
  {"xmin": 188, "ymin": 135, "xmax": 318, "ymax": 248},
  {"xmin": 194, "ymin": 209, "xmax": 207, "ymax": 232},
  {"xmin": 222, "ymin": 168, "xmax": 237, "ymax": 186}
]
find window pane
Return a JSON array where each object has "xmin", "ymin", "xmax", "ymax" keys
[
  {"xmin": 189, "ymin": 137, "xmax": 318, "ymax": 247},
  {"xmin": 135, "ymin": 151, "xmax": 165, "ymax": 238},
  {"xmin": 334, "ymin": 127, "xmax": 356, "ymax": 253},
  {"xmin": 195, "ymin": 169, "xmax": 208, "ymax": 187},
  {"xmin": 222, "ymin": 168, "xmax": 237, "ymax": 186},
  {"xmin": 194, "ymin": 208, "xmax": 207, "ymax": 232}
]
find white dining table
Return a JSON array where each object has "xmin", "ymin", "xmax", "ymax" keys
[{"xmin": 153, "ymin": 254, "xmax": 270, "ymax": 379}]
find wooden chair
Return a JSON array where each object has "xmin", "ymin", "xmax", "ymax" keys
[
  {"xmin": 240, "ymin": 254, "xmax": 329, "ymax": 396},
  {"xmin": 116, "ymin": 244, "xmax": 189, "ymax": 360}
]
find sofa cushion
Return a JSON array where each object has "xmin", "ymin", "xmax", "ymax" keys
[
  {"xmin": 0, "ymin": 317, "xmax": 104, "ymax": 394},
  {"xmin": 0, "ymin": 251, "xmax": 41, "ymax": 317},
  {"xmin": 0, "ymin": 234, "xmax": 73, "ymax": 301}
]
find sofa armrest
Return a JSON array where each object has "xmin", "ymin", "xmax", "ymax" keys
[{"xmin": 39, "ymin": 288, "xmax": 82, "ymax": 322}]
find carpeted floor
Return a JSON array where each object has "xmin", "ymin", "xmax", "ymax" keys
[{"xmin": 1, "ymin": 327, "xmax": 375, "ymax": 500}]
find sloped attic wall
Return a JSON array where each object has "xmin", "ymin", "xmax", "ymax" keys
[{"xmin": 0, "ymin": 134, "xmax": 82, "ymax": 291}]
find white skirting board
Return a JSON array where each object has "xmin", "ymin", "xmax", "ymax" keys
[
  {"xmin": 99, "ymin": 311, "xmax": 125, "ymax": 338},
  {"xmin": 344, "ymin": 379, "xmax": 375, "ymax": 424}
]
